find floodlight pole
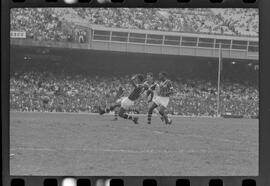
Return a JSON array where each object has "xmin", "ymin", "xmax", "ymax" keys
[{"xmin": 216, "ymin": 43, "xmax": 222, "ymax": 117}]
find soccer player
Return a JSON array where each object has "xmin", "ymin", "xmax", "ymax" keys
[
  {"xmin": 147, "ymin": 72, "xmax": 174, "ymax": 125},
  {"xmin": 117, "ymin": 74, "xmax": 148, "ymax": 124},
  {"xmin": 145, "ymin": 72, "xmax": 166, "ymax": 124},
  {"xmin": 145, "ymin": 72, "xmax": 157, "ymax": 103},
  {"xmin": 98, "ymin": 86, "xmax": 124, "ymax": 120}
]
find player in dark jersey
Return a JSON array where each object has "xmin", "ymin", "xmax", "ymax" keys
[
  {"xmin": 98, "ymin": 86, "xmax": 124, "ymax": 120},
  {"xmin": 147, "ymin": 72, "xmax": 174, "ymax": 125},
  {"xmin": 145, "ymin": 72, "xmax": 157, "ymax": 103},
  {"xmin": 118, "ymin": 74, "xmax": 148, "ymax": 124}
]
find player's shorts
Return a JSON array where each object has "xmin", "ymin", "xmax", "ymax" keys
[
  {"xmin": 116, "ymin": 97, "xmax": 124, "ymax": 104},
  {"xmin": 153, "ymin": 96, "xmax": 170, "ymax": 108},
  {"xmin": 121, "ymin": 97, "xmax": 134, "ymax": 109}
]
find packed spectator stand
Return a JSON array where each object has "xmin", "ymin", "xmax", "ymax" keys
[
  {"xmin": 10, "ymin": 8, "xmax": 259, "ymax": 118},
  {"xmin": 10, "ymin": 71, "xmax": 258, "ymax": 117},
  {"xmin": 11, "ymin": 8, "xmax": 259, "ymax": 42}
]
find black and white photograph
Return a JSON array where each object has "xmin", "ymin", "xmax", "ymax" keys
[{"xmin": 10, "ymin": 8, "xmax": 259, "ymax": 176}]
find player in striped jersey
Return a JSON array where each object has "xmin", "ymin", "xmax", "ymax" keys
[
  {"xmin": 118, "ymin": 74, "xmax": 148, "ymax": 124},
  {"xmin": 145, "ymin": 72, "xmax": 157, "ymax": 103},
  {"xmin": 145, "ymin": 72, "xmax": 167, "ymax": 124},
  {"xmin": 147, "ymin": 72, "xmax": 174, "ymax": 125},
  {"xmin": 98, "ymin": 86, "xmax": 124, "ymax": 120}
]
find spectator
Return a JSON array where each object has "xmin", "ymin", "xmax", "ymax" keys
[
  {"xmin": 10, "ymin": 8, "xmax": 259, "ymax": 43},
  {"xmin": 10, "ymin": 71, "xmax": 258, "ymax": 117}
]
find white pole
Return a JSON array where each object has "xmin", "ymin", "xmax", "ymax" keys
[{"xmin": 217, "ymin": 43, "xmax": 222, "ymax": 117}]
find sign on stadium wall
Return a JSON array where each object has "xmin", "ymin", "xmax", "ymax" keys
[{"xmin": 10, "ymin": 31, "xmax": 26, "ymax": 39}]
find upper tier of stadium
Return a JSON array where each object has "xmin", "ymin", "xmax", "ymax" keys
[{"xmin": 10, "ymin": 8, "xmax": 258, "ymax": 42}]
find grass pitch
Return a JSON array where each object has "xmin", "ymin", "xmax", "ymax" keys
[{"xmin": 10, "ymin": 111, "xmax": 258, "ymax": 176}]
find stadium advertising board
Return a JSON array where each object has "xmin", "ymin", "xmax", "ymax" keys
[{"xmin": 10, "ymin": 31, "xmax": 26, "ymax": 39}]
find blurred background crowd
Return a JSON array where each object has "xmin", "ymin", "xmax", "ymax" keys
[
  {"xmin": 10, "ymin": 71, "xmax": 258, "ymax": 117},
  {"xmin": 11, "ymin": 8, "xmax": 258, "ymax": 42},
  {"xmin": 10, "ymin": 8, "xmax": 259, "ymax": 117}
]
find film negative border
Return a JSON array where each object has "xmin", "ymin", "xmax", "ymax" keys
[
  {"xmin": 2, "ymin": 1, "xmax": 270, "ymax": 186},
  {"xmin": 7, "ymin": 177, "xmax": 261, "ymax": 186},
  {"xmin": 7, "ymin": 177, "xmax": 262, "ymax": 186},
  {"xmin": 7, "ymin": 0, "xmax": 259, "ymax": 8}
]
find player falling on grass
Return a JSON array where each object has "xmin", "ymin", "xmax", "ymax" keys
[
  {"xmin": 147, "ymin": 72, "xmax": 173, "ymax": 125},
  {"xmin": 117, "ymin": 74, "xmax": 148, "ymax": 124},
  {"xmin": 98, "ymin": 86, "xmax": 124, "ymax": 120}
]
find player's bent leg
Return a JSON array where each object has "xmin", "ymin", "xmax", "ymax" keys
[
  {"xmin": 153, "ymin": 108, "xmax": 159, "ymax": 114},
  {"xmin": 152, "ymin": 107, "xmax": 164, "ymax": 122},
  {"xmin": 106, "ymin": 104, "xmax": 121, "ymax": 113},
  {"xmin": 157, "ymin": 106, "xmax": 165, "ymax": 122},
  {"xmin": 118, "ymin": 107, "xmax": 138, "ymax": 124},
  {"xmin": 158, "ymin": 106, "xmax": 172, "ymax": 125},
  {"xmin": 99, "ymin": 104, "xmax": 121, "ymax": 115},
  {"xmin": 112, "ymin": 110, "xmax": 118, "ymax": 120},
  {"xmin": 113, "ymin": 106, "xmax": 121, "ymax": 121},
  {"xmin": 147, "ymin": 102, "xmax": 158, "ymax": 124}
]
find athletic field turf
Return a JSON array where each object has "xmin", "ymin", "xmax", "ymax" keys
[{"xmin": 10, "ymin": 111, "xmax": 258, "ymax": 176}]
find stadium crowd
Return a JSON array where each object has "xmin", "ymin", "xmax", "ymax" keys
[
  {"xmin": 76, "ymin": 8, "xmax": 258, "ymax": 36},
  {"xmin": 11, "ymin": 8, "xmax": 258, "ymax": 42},
  {"xmin": 10, "ymin": 8, "xmax": 72, "ymax": 41},
  {"xmin": 10, "ymin": 71, "xmax": 258, "ymax": 117}
]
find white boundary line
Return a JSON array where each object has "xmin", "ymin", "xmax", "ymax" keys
[
  {"xmin": 10, "ymin": 111, "xmax": 218, "ymax": 118},
  {"xmin": 10, "ymin": 111, "xmax": 258, "ymax": 119}
]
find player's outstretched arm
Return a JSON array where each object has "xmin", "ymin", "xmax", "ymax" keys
[{"xmin": 130, "ymin": 75, "xmax": 137, "ymax": 88}]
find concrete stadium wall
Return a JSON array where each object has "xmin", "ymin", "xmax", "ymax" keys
[
  {"xmin": 10, "ymin": 45, "xmax": 258, "ymax": 83},
  {"xmin": 11, "ymin": 38, "xmax": 259, "ymax": 61}
]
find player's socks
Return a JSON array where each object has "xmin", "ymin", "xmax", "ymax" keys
[
  {"xmin": 132, "ymin": 116, "xmax": 139, "ymax": 124},
  {"xmin": 147, "ymin": 113, "xmax": 152, "ymax": 124},
  {"xmin": 164, "ymin": 116, "xmax": 169, "ymax": 124},
  {"xmin": 122, "ymin": 113, "xmax": 138, "ymax": 124},
  {"xmin": 159, "ymin": 111, "xmax": 169, "ymax": 124},
  {"xmin": 164, "ymin": 115, "xmax": 172, "ymax": 125},
  {"xmin": 122, "ymin": 113, "xmax": 131, "ymax": 119},
  {"xmin": 114, "ymin": 112, "xmax": 118, "ymax": 120}
]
